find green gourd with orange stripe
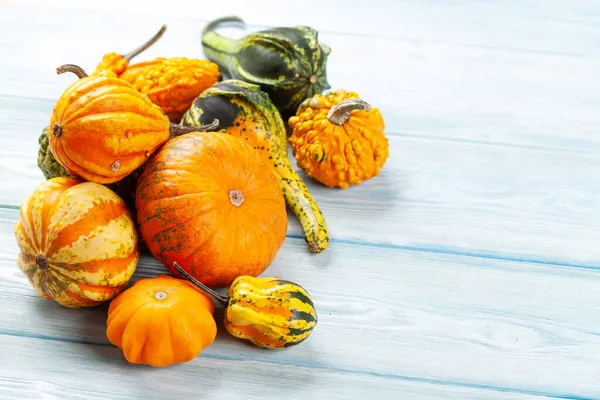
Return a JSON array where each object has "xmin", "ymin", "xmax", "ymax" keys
[
  {"xmin": 181, "ymin": 79, "xmax": 329, "ymax": 253},
  {"xmin": 174, "ymin": 262, "xmax": 317, "ymax": 348}
]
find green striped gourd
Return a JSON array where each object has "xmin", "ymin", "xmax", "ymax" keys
[
  {"xmin": 174, "ymin": 262, "xmax": 317, "ymax": 349},
  {"xmin": 201, "ymin": 16, "xmax": 331, "ymax": 119},
  {"xmin": 181, "ymin": 79, "xmax": 329, "ymax": 253}
]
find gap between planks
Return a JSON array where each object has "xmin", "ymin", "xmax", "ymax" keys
[{"xmin": 0, "ymin": 205, "xmax": 598, "ymax": 272}]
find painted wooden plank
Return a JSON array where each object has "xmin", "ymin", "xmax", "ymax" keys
[
  {"xmin": 0, "ymin": 335, "xmax": 551, "ymax": 400},
  {"xmin": 1, "ymin": 96, "xmax": 599, "ymax": 266},
  {"xmin": 1, "ymin": 208, "xmax": 600, "ymax": 398},
  {"xmin": 1, "ymin": 4, "xmax": 600, "ymax": 151},
  {"xmin": 12, "ymin": 0, "xmax": 600, "ymax": 57}
]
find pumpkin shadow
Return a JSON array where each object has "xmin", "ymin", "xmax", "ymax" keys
[{"xmin": 209, "ymin": 307, "xmax": 320, "ymax": 396}]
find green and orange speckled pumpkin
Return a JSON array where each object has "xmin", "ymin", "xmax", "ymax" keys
[
  {"xmin": 174, "ymin": 262, "xmax": 317, "ymax": 349},
  {"xmin": 181, "ymin": 79, "xmax": 329, "ymax": 253},
  {"xmin": 288, "ymin": 89, "xmax": 389, "ymax": 189},
  {"xmin": 136, "ymin": 132, "xmax": 288, "ymax": 287},
  {"xmin": 14, "ymin": 177, "xmax": 139, "ymax": 308}
]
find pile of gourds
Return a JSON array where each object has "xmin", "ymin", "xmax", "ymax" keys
[{"xmin": 15, "ymin": 17, "xmax": 389, "ymax": 368}]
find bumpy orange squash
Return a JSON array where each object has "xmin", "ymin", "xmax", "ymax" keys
[
  {"xmin": 106, "ymin": 274, "xmax": 217, "ymax": 367},
  {"xmin": 288, "ymin": 90, "xmax": 389, "ymax": 188},
  {"xmin": 93, "ymin": 25, "xmax": 167, "ymax": 77},
  {"xmin": 48, "ymin": 64, "xmax": 217, "ymax": 184},
  {"xmin": 93, "ymin": 24, "xmax": 220, "ymax": 122},
  {"xmin": 136, "ymin": 132, "xmax": 288, "ymax": 287},
  {"xmin": 14, "ymin": 177, "xmax": 139, "ymax": 308}
]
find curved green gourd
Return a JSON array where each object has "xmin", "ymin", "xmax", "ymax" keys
[
  {"xmin": 201, "ymin": 16, "xmax": 331, "ymax": 119},
  {"xmin": 181, "ymin": 79, "xmax": 330, "ymax": 253}
]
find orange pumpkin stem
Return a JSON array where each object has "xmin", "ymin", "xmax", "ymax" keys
[
  {"xmin": 124, "ymin": 24, "xmax": 167, "ymax": 61},
  {"xmin": 169, "ymin": 119, "xmax": 220, "ymax": 137},
  {"xmin": 327, "ymin": 98, "xmax": 372, "ymax": 125},
  {"xmin": 56, "ymin": 64, "xmax": 89, "ymax": 79},
  {"xmin": 173, "ymin": 262, "xmax": 229, "ymax": 306}
]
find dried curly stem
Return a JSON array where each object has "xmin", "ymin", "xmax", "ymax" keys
[
  {"xmin": 124, "ymin": 24, "xmax": 167, "ymax": 61},
  {"xmin": 327, "ymin": 99, "xmax": 372, "ymax": 125},
  {"xmin": 202, "ymin": 16, "xmax": 246, "ymax": 36},
  {"xmin": 169, "ymin": 119, "xmax": 220, "ymax": 137},
  {"xmin": 56, "ymin": 64, "xmax": 89, "ymax": 79},
  {"xmin": 173, "ymin": 262, "xmax": 229, "ymax": 306}
]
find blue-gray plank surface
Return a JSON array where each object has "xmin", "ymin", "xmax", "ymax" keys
[{"xmin": 1, "ymin": 1, "xmax": 599, "ymax": 399}]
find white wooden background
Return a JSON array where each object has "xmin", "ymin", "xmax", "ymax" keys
[{"xmin": 1, "ymin": 0, "xmax": 599, "ymax": 399}]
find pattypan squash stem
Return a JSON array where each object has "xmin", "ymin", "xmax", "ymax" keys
[
  {"xmin": 56, "ymin": 64, "xmax": 88, "ymax": 79},
  {"xmin": 327, "ymin": 99, "xmax": 372, "ymax": 125},
  {"xmin": 173, "ymin": 262, "xmax": 230, "ymax": 306},
  {"xmin": 124, "ymin": 24, "xmax": 167, "ymax": 61}
]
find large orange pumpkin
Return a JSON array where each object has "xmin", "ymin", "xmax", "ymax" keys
[
  {"xmin": 136, "ymin": 132, "xmax": 288, "ymax": 287},
  {"xmin": 14, "ymin": 177, "xmax": 139, "ymax": 308},
  {"xmin": 48, "ymin": 64, "xmax": 217, "ymax": 184}
]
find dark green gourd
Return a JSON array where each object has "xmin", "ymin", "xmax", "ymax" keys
[
  {"xmin": 38, "ymin": 126, "xmax": 70, "ymax": 179},
  {"xmin": 201, "ymin": 16, "xmax": 331, "ymax": 119}
]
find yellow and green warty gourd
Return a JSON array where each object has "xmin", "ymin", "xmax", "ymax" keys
[{"xmin": 174, "ymin": 262, "xmax": 317, "ymax": 349}]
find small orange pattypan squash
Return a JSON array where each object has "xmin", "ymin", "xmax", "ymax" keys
[
  {"xmin": 106, "ymin": 275, "xmax": 217, "ymax": 367},
  {"xmin": 288, "ymin": 89, "xmax": 389, "ymax": 188}
]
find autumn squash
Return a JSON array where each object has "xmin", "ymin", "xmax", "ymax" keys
[
  {"xmin": 106, "ymin": 274, "xmax": 217, "ymax": 367},
  {"xmin": 288, "ymin": 90, "xmax": 389, "ymax": 188},
  {"xmin": 92, "ymin": 24, "xmax": 220, "ymax": 122},
  {"xmin": 93, "ymin": 25, "xmax": 167, "ymax": 77},
  {"xmin": 136, "ymin": 132, "xmax": 288, "ymax": 287},
  {"xmin": 174, "ymin": 262, "xmax": 317, "ymax": 349},
  {"xmin": 201, "ymin": 16, "xmax": 331, "ymax": 119},
  {"xmin": 48, "ymin": 64, "xmax": 218, "ymax": 184},
  {"xmin": 118, "ymin": 57, "xmax": 220, "ymax": 123},
  {"xmin": 13, "ymin": 177, "xmax": 139, "ymax": 308},
  {"xmin": 181, "ymin": 80, "xmax": 329, "ymax": 253}
]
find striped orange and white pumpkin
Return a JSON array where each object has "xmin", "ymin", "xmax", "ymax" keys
[{"xmin": 13, "ymin": 177, "xmax": 139, "ymax": 308}]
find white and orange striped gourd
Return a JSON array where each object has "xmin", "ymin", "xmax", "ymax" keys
[{"xmin": 13, "ymin": 177, "xmax": 139, "ymax": 308}]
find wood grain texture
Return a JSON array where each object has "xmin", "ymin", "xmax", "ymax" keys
[
  {"xmin": 2, "ymin": 3, "xmax": 600, "ymax": 151},
  {"xmin": 1, "ymin": 208, "xmax": 600, "ymax": 398},
  {"xmin": 0, "ymin": 335, "xmax": 549, "ymax": 400},
  {"xmin": 1, "ymin": 94, "xmax": 599, "ymax": 265},
  {"xmin": 1, "ymin": 0, "xmax": 599, "ymax": 399}
]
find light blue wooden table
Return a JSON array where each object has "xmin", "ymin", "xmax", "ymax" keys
[{"xmin": 1, "ymin": 1, "xmax": 599, "ymax": 399}]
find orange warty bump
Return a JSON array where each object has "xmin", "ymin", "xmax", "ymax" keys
[
  {"xmin": 136, "ymin": 132, "xmax": 288, "ymax": 287},
  {"xmin": 14, "ymin": 177, "xmax": 139, "ymax": 308},
  {"xmin": 119, "ymin": 57, "xmax": 220, "ymax": 122},
  {"xmin": 288, "ymin": 89, "xmax": 389, "ymax": 189}
]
